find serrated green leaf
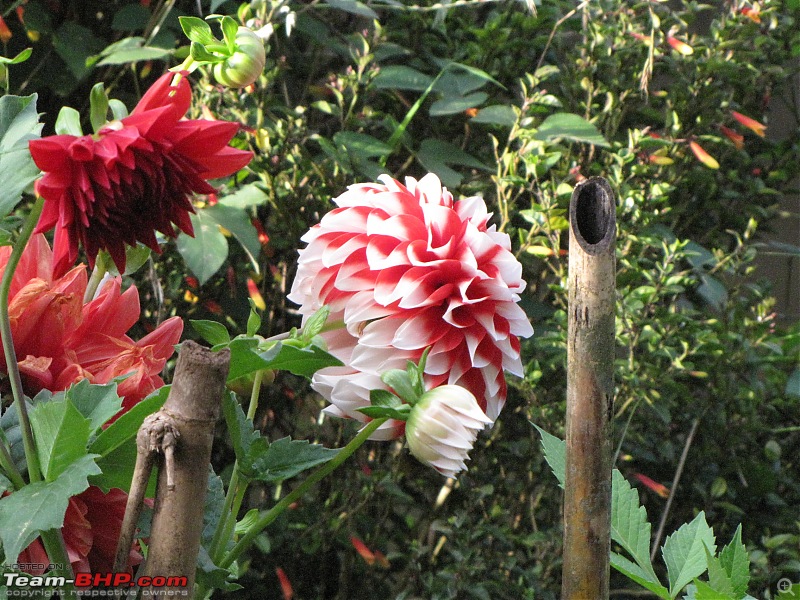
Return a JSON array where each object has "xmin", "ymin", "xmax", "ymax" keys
[
  {"xmin": 416, "ymin": 138, "xmax": 491, "ymax": 189},
  {"xmin": 64, "ymin": 379, "xmax": 124, "ymax": 434},
  {"xmin": 256, "ymin": 342, "xmax": 343, "ymax": 379},
  {"xmin": 718, "ymin": 525, "xmax": 749, "ymax": 598},
  {"xmin": 202, "ymin": 467, "xmax": 225, "ymax": 547},
  {"xmin": 611, "ymin": 469, "xmax": 660, "ymax": 583},
  {"xmin": 663, "ymin": 511, "xmax": 716, "ymax": 598},
  {"xmin": 191, "ymin": 319, "xmax": 231, "ymax": 347},
  {"xmin": 370, "ymin": 389, "xmax": 402, "ymax": 408},
  {"xmin": 196, "ymin": 546, "xmax": 242, "ymax": 592},
  {"xmin": 94, "ymin": 37, "xmax": 171, "ymax": 66},
  {"xmin": 226, "ymin": 338, "xmax": 271, "ymax": 381},
  {"xmin": 0, "ymin": 94, "xmax": 42, "ymax": 220},
  {"xmin": 246, "ymin": 437, "xmax": 339, "ymax": 483},
  {"xmin": 705, "ymin": 546, "xmax": 735, "ymax": 597},
  {"xmin": 54, "ymin": 106, "xmax": 82, "ymax": 136},
  {"xmin": 1, "ymin": 398, "xmax": 33, "ymax": 475},
  {"xmin": 177, "ymin": 211, "xmax": 229, "ymax": 285},
  {"xmin": 611, "ymin": 552, "xmax": 671, "ymax": 599},
  {"xmin": 222, "ymin": 393, "xmax": 261, "ymax": 464},
  {"xmin": 0, "ymin": 454, "xmax": 100, "ymax": 565},
  {"xmin": 203, "ymin": 203, "xmax": 261, "ymax": 272},
  {"xmin": 534, "ymin": 112, "xmax": 610, "ymax": 147},
  {"xmin": 532, "ymin": 424, "xmax": 566, "ymax": 488},
  {"xmin": 686, "ymin": 579, "xmax": 736, "ymax": 600},
  {"xmin": 30, "ymin": 398, "xmax": 91, "ymax": 482}
]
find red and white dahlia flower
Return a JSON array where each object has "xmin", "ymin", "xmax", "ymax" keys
[
  {"xmin": 29, "ymin": 70, "xmax": 253, "ymax": 274},
  {"xmin": 289, "ymin": 174, "xmax": 532, "ymax": 439}
]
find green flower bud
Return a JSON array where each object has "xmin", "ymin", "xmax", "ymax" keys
[{"xmin": 213, "ymin": 27, "xmax": 266, "ymax": 89}]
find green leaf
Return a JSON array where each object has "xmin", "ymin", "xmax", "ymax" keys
[
  {"xmin": 662, "ymin": 511, "xmax": 716, "ymax": 598},
  {"xmin": 532, "ymin": 424, "xmax": 566, "ymax": 488},
  {"xmin": 246, "ymin": 303, "xmax": 262, "ymax": 337},
  {"xmin": 53, "ymin": 21, "xmax": 104, "ymax": 79},
  {"xmin": 471, "ymin": 105, "xmax": 518, "ymax": 127},
  {"xmin": 358, "ymin": 404, "xmax": 411, "ymax": 420},
  {"xmin": 220, "ymin": 16, "xmax": 239, "ymax": 54},
  {"xmin": 416, "ymin": 138, "xmax": 491, "ymax": 189},
  {"xmin": 222, "ymin": 393, "xmax": 261, "ymax": 464},
  {"xmin": 334, "ymin": 131, "xmax": 392, "ymax": 159},
  {"xmin": 611, "ymin": 552, "xmax": 671, "ymax": 599},
  {"xmin": 0, "ymin": 48, "xmax": 32, "ymax": 65},
  {"xmin": 204, "ymin": 203, "xmax": 262, "ymax": 273},
  {"xmin": 1, "ymin": 399, "xmax": 32, "ymax": 475},
  {"xmin": 64, "ymin": 379, "xmax": 124, "ymax": 434},
  {"xmin": 112, "ymin": 4, "xmax": 151, "ymax": 31},
  {"xmin": 381, "ymin": 369, "xmax": 418, "ymax": 404},
  {"xmin": 108, "ymin": 242, "xmax": 151, "ymax": 276},
  {"xmin": 256, "ymin": 342, "xmax": 343, "ymax": 379},
  {"xmin": 177, "ymin": 211, "xmax": 229, "ymax": 285},
  {"xmin": 226, "ymin": 338, "xmax": 271, "ymax": 381},
  {"xmin": 373, "ymin": 65, "xmax": 434, "ymax": 91},
  {"xmin": 611, "ymin": 469, "xmax": 660, "ymax": 583},
  {"xmin": 696, "ymin": 274, "xmax": 728, "ymax": 311},
  {"xmin": 89, "ymin": 82, "xmax": 109, "ymax": 133},
  {"xmin": 219, "ymin": 184, "xmax": 268, "ymax": 209},
  {"xmin": 179, "ymin": 16, "xmax": 218, "ymax": 46},
  {"xmin": 301, "ymin": 306, "xmax": 331, "ymax": 342},
  {"xmin": 191, "ymin": 319, "xmax": 231, "ymax": 347},
  {"xmin": 89, "ymin": 388, "xmax": 169, "ymax": 458},
  {"xmin": 108, "ymin": 99, "xmax": 129, "ymax": 121},
  {"xmin": 705, "ymin": 546, "xmax": 735, "ymax": 598},
  {"xmin": 717, "ymin": 525, "xmax": 750, "ymax": 598},
  {"xmin": 786, "ymin": 367, "xmax": 800, "ymax": 397},
  {"xmin": 246, "ymin": 437, "xmax": 339, "ymax": 483},
  {"xmin": 29, "ymin": 398, "xmax": 91, "ymax": 482},
  {"xmin": 0, "ymin": 94, "xmax": 42, "ymax": 220},
  {"xmin": 54, "ymin": 106, "xmax": 82, "ymax": 136},
  {"xmin": 92, "ymin": 37, "xmax": 172, "ymax": 66},
  {"xmin": 429, "ymin": 92, "xmax": 488, "ymax": 117},
  {"xmin": 202, "ymin": 467, "xmax": 225, "ymax": 547},
  {"xmin": 686, "ymin": 579, "xmax": 737, "ymax": 600},
  {"xmin": 323, "ymin": 0, "xmax": 379, "ymax": 19},
  {"xmin": 0, "ymin": 454, "xmax": 100, "ymax": 565},
  {"xmin": 533, "ymin": 113, "xmax": 610, "ymax": 147}
]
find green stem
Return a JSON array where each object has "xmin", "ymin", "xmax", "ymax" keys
[
  {"xmin": 208, "ymin": 370, "xmax": 264, "ymax": 564},
  {"xmin": 0, "ymin": 197, "xmax": 75, "ymax": 583},
  {"xmin": 0, "ymin": 197, "xmax": 44, "ymax": 482},
  {"xmin": 219, "ymin": 417, "xmax": 387, "ymax": 570},
  {"xmin": 83, "ymin": 250, "xmax": 110, "ymax": 303}
]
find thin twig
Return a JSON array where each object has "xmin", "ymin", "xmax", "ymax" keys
[{"xmin": 650, "ymin": 415, "xmax": 702, "ymax": 561}]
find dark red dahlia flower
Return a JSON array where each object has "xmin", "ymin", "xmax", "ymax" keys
[{"xmin": 29, "ymin": 71, "xmax": 253, "ymax": 274}]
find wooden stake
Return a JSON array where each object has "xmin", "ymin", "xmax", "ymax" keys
[
  {"xmin": 115, "ymin": 340, "xmax": 230, "ymax": 596},
  {"xmin": 562, "ymin": 177, "xmax": 616, "ymax": 599}
]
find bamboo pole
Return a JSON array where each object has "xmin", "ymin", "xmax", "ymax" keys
[
  {"xmin": 561, "ymin": 177, "xmax": 616, "ymax": 599},
  {"xmin": 116, "ymin": 340, "xmax": 230, "ymax": 596}
]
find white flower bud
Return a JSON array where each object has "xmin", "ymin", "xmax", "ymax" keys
[{"xmin": 405, "ymin": 385, "xmax": 493, "ymax": 478}]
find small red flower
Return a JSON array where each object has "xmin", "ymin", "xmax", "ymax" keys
[
  {"xmin": 667, "ymin": 36, "xmax": 693, "ymax": 55},
  {"xmin": 633, "ymin": 473, "xmax": 670, "ymax": 499},
  {"xmin": 30, "ymin": 71, "xmax": 253, "ymax": 274},
  {"xmin": 275, "ymin": 567, "xmax": 293, "ymax": 600},
  {"xmin": 689, "ymin": 140, "xmax": 719, "ymax": 169},
  {"xmin": 720, "ymin": 125, "xmax": 745, "ymax": 149}
]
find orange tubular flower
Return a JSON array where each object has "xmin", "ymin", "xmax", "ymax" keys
[
  {"xmin": 731, "ymin": 110, "xmax": 766, "ymax": 137},
  {"xmin": 689, "ymin": 140, "xmax": 720, "ymax": 169},
  {"xmin": 29, "ymin": 71, "xmax": 253, "ymax": 274},
  {"xmin": 633, "ymin": 473, "xmax": 670, "ymax": 499},
  {"xmin": 720, "ymin": 125, "xmax": 745, "ymax": 149},
  {"xmin": 667, "ymin": 36, "xmax": 693, "ymax": 55}
]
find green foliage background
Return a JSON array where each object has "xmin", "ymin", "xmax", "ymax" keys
[{"xmin": 2, "ymin": 0, "xmax": 799, "ymax": 597}]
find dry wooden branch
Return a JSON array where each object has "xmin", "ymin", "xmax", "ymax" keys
[
  {"xmin": 114, "ymin": 340, "xmax": 230, "ymax": 596},
  {"xmin": 561, "ymin": 177, "xmax": 616, "ymax": 600}
]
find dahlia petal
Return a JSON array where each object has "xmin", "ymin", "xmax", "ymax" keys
[
  {"xmin": 196, "ymin": 146, "xmax": 253, "ymax": 180},
  {"xmin": 29, "ymin": 135, "xmax": 73, "ymax": 171},
  {"xmin": 132, "ymin": 70, "xmax": 191, "ymax": 121}
]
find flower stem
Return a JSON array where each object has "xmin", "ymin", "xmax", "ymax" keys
[
  {"xmin": 208, "ymin": 370, "xmax": 263, "ymax": 564},
  {"xmin": 0, "ymin": 197, "xmax": 44, "ymax": 482},
  {"xmin": 83, "ymin": 250, "xmax": 110, "ymax": 303},
  {"xmin": 218, "ymin": 417, "xmax": 387, "ymax": 570},
  {"xmin": 0, "ymin": 197, "xmax": 75, "ymax": 581}
]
